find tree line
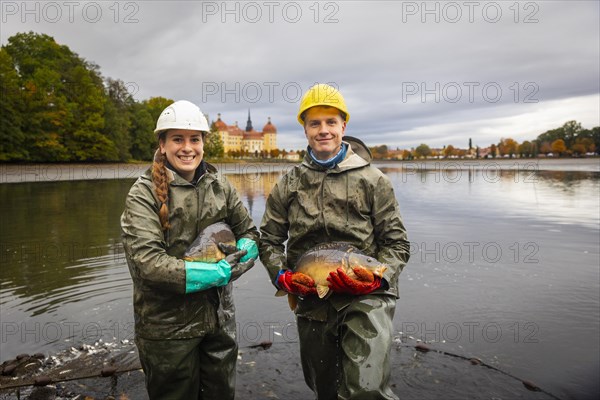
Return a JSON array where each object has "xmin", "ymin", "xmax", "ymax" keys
[
  {"xmin": 2, "ymin": 33, "xmax": 598, "ymax": 163},
  {"xmin": 0, "ymin": 32, "xmax": 175, "ymax": 162},
  {"xmin": 371, "ymin": 120, "xmax": 599, "ymax": 160},
  {"xmin": 0, "ymin": 32, "xmax": 286, "ymax": 163}
]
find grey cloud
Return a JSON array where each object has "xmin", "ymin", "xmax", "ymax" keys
[{"xmin": 1, "ymin": 0, "xmax": 598, "ymax": 150}]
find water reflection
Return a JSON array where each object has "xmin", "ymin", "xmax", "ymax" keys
[
  {"xmin": 1, "ymin": 180, "xmax": 133, "ymax": 296},
  {"xmin": 1, "ymin": 167, "xmax": 598, "ymax": 321},
  {"xmin": 1, "ymin": 180, "xmax": 135, "ymax": 359},
  {"xmin": 381, "ymin": 167, "xmax": 599, "ymax": 229},
  {"xmin": 226, "ymin": 172, "xmax": 281, "ymax": 217},
  {"xmin": 0, "ymin": 163, "xmax": 598, "ymax": 399}
]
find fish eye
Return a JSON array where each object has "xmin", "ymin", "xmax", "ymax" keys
[{"xmin": 367, "ymin": 258, "xmax": 372, "ymax": 262}]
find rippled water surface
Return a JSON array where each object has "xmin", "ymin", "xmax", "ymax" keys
[{"xmin": 1, "ymin": 159, "xmax": 598, "ymax": 399}]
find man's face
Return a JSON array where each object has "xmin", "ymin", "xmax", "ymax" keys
[{"xmin": 303, "ymin": 106, "xmax": 346, "ymax": 160}]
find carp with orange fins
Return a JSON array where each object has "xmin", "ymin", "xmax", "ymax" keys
[{"xmin": 275, "ymin": 242, "xmax": 388, "ymax": 310}]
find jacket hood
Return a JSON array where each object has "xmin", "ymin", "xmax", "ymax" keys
[
  {"xmin": 303, "ymin": 135, "xmax": 372, "ymax": 171},
  {"xmin": 344, "ymin": 136, "xmax": 372, "ymax": 162}
]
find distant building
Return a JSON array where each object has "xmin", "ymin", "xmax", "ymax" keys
[
  {"xmin": 478, "ymin": 147, "xmax": 492, "ymax": 158},
  {"xmin": 213, "ymin": 110, "xmax": 277, "ymax": 155},
  {"xmin": 285, "ymin": 151, "xmax": 301, "ymax": 161},
  {"xmin": 385, "ymin": 149, "xmax": 404, "ymax": 160}
]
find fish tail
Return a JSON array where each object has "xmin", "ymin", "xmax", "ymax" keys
[
  {"xmin": 316, "ymin": 285, "xmax": 330, "ymax": 299},
  {"xmin": 288, "ymin": 295, "xmax": 298, "ymax": 311}
]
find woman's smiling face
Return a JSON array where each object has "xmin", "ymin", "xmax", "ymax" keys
[{"xmin": 159, "ymin": 129, "xmax": 204, "ymax": 181}]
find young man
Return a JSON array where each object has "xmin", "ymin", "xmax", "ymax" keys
[{"xmin": 260, "ymin": 84, "xmax": 410, "ymax": 399}]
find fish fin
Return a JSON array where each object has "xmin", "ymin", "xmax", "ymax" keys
[
  {"xmin": 346, "ymin": 268, "xmax": 359, "ymax": 280},
  {"xmin": 377, "ymin": 265, "xmax": 388, "ymax": 277},
  {"xmin": 316, "ymin": 285, "xmax": 329, "ymax": 299},
  {"xmin": 183, "ymin": 257, "xmax": 193, "ymax": 262},
  {"xmin": 341, "ymin": 257, "xmax": 348, "ymax": 270},
  {"xmin": 275, "ymin": 290, "xmax": 287, "ymax": 297},
  {"xmin": 288, "ymin": 295, "xmax": 298, "ymax": 311},
  {"xmin": 348, "ymin": 254, "xmax": 360, "ymax": 268}
]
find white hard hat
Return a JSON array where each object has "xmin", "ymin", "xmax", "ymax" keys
[{"xmin": 154, "ymin": 100, "xmax": 209, "ymax": 136}]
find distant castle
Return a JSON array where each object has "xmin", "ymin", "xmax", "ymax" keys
[{"xmin": 212, "ymin": 110, "xmax": 277, "ymax": 155}]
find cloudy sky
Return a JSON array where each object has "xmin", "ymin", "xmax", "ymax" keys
[{"xmin": 2, "ymin": 0, "xmax": 599, "ymax": 150}]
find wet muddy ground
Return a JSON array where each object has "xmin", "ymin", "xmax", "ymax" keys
[{"xmin": 0, "ymin": 337, "xmax": 563, "ymax": 400}]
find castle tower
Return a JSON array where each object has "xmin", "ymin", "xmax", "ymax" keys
[
  {"xmin": 245, "ymin": 109, "xmax": 253, "ymax": 132},
  {"xmin": 262, "ymin": 117, "xmax": 277, "ymax": 153}
]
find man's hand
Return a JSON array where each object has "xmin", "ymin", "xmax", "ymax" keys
[
  {"xmin": 275, "ymin": 270, "xmax": 317, "ymax": 296},
  {"xmin": 327, "ymin": 267, "xmax": 381, "ymax": 295}
]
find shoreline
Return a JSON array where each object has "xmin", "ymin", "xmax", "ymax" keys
[{"xmin": 1, "ymin": 158, "xmax": 598, "ymax": 184}]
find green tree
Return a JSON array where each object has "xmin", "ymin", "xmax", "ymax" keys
[
  {"xmin": 562, "ymin": 120, "xmax": 582, "ymax": 148},
  {"xmin": 518, "ymin": 141, "xmax": 533, "ymax": 157},
  {"xmin": 414, "ymin": 143, "xmax": 431, "ymax": 158},
  {"xmin": 3, "ymin": 32, "xmax": 112, "ymax": 161},
  {"xmin": 535, "ymin": 121, "xmax": 583, "ymax": 151},
  {"xmin": 129, "ymin": 102, "xmax": 155, "ymax": 160},
  {"xmin": 144, "ymin": 97, "xmax": 173, "ymax": 122},
  {"xmin": 17, "ymin": 60, "xmax": 71, "ymax": 160},
  {"xmin": 67, "ymin": 63, "xmax": 114, "ymax": 161},
  {"xmin": 103, "ymin": 78, "xmax": 134, "ymax": 161},
  {"xmin": 204, "ymin": 124, "xmax": 224, "ymax": 159},
  {"xmin": 0, "ymin": 48, "xmax": 27, "ymax": 160},
  {"xmin": 536, "ymin": 127, "xmax": 564, "ymax": 148},
  {"xmin": 577, "ymin": 126, "xmax": 599, "ymax": 154}
]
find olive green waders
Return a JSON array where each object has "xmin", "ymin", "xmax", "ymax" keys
[
  {"xmin": 135, "ymin": 317, "xmax": 237, "ymax": 400},
  {"xmin": 298, "ymin": 294, "xmax": 398, "ymax": 400}
]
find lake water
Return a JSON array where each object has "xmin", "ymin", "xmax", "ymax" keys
[{"xmin": 1, "ymin": 159, "xmax": 599, "ymax": 399}]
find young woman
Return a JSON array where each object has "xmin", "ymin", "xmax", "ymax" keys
[{"xmin": 121, "ymin": 100, "xmax": 259, "ymax": 399}]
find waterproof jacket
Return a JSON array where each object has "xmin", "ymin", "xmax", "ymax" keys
[
  {"xmin": 260, "ymin": 137, "xmax": 410, "ymax": 320},
  {"xmin": 121, "ymin": 163, "xmax": 258, "ymax": 340}
]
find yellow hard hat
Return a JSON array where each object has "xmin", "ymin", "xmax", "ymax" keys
[{"xmin": 297, "ymin": 84, "xmax": 350, "ymax": 126}]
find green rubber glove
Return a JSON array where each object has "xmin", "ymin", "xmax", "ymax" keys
[
  {"xmin": 184, "ymin": 259, "xmax": 232, "ymax": 294},
  {"xmin": 236, "ymin": 238, "xmax": 258, "ymax": 262}
]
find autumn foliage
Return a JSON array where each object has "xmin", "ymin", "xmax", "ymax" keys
[{"xmin": 0, "ymin": 32, "xmax": 172, "ymax": 162}]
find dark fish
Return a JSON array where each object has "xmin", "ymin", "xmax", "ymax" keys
[{"xmin": 183, "ymin": 222, "xmax": 236, "ymax": 262}]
